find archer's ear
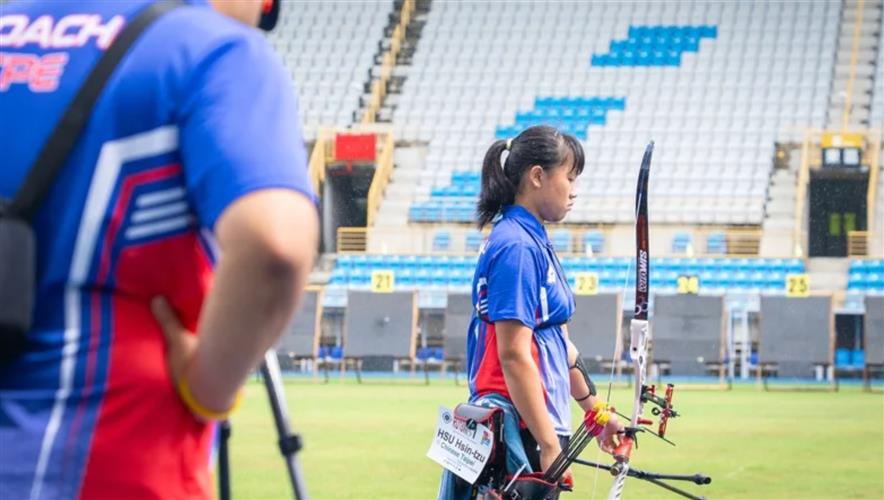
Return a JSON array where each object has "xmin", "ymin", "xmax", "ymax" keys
[{"xmin": 528, "ymin": 165, "xmax": 544, "ymax": 188}]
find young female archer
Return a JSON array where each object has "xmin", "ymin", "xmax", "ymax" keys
[{"xmin": 438, "ymin": 125, "xmax": 623, "ymax": 499}]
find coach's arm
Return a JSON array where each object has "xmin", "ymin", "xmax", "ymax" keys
[{"xmin": 153, "ymin": 188, "xmax": 319, "ymax": 416}]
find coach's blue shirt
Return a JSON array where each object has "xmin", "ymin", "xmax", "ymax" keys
[{"xmin": 0, "ymin": 1, "xmax": 314, "ymax": 498}]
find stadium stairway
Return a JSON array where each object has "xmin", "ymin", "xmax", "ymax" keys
[
  {"xmin": 375, "ymin": 146, "xmax": 427, "ymax": 228},
  {"xmin": 874, "ymin": 154, "xmax": 884, "ymax": 253},
  {"xmin": 376, "ymin": 0, "xmax": 432, "ymax": 123},
  {"xmin": 761, "ymin": 167, "xmax": 798, "ymax": 255},
  {"xmin": 826, "ymin": 0, "xmax": 882, "ymax": 129},
  {"xmin": 359, "ymin": 0, "xmax": 422, "ymax": 123},
  {"xmin": 372, "ymin": 1, "xmax": 433, "ymax": 229},
  {"xmin": 807, "ymin": 257, "xmax": 852, "ymax": 292}
]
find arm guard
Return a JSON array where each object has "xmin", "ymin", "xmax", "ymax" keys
[{"xmin": 570, "ymin": 356, "xmax": 597, "ymax": 398}]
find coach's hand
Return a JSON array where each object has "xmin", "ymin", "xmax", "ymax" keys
[
  {"xmin": 152, "ymin": 295, "xmax": 242, "ymax": 420},
  {"xmin": 152, "ymin": 296, "xmax": 197, "ymax": 394}
]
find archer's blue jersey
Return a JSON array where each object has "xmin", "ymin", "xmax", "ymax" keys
[
  {"xmin": 466, "ymin": 205, "xmax": 576, "ymax": 435},
  {"xmin": 0, "ymin": 1, "xmax": 314, "ymax": 498}
]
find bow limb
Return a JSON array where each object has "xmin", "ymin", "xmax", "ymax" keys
[{"xmin": 604, "ymin": 142, "xmax": 654, "ymax": 500}]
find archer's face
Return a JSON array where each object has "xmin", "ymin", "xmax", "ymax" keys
[{"xmin": 537, "ymin": 161, "xmax": 578, "ymax": 223}]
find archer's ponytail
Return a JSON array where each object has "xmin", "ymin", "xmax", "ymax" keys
[
  {"xmin": 475, "ymin": 125, "xmax": 585, "ymax": 229},
  {"xmin": 477, "ymin": 140, "xmax": 515, "ymax": 228}
]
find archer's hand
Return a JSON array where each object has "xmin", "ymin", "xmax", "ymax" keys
[
  {"xmin": 539, "ymin": 442, "xmax": 562, "ymax": 474},
  {"xmin": 539, "ymin": 443, "xmax": 573, "ymax": 487},
  {"xmin": 152, "ymin": 296, "xmax": 197, "ymax": 389},
  {"xmin": 597, "ymin": 413, "xmax": 624, "ymax": 454}
]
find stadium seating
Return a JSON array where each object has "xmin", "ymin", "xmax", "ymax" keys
[
  {"xmin": 871, "ymin": 25, "xmax": 884, "ymax": 127},
  {"xmin": 495, "ymin": 96, "xmax": 627, "ymax": 140},
  {"xmin": 592, "ymin": 25, "xmax": 718, "ymax": 67},
  {"xmin": 432, "ymin": 230, "xmax": 451, "ymax": 251},
  {"xmin": 327, "ymin": 254, "xmax": 806, "ymax": 297},
  {"xmin": 584, "ymin": 230, "xmax": 605, "ymax": 254},
  {"xmin": 394, "ymin": 1, "xmax": 840, "ymax": 226},
  {"xmin": 671, "ymin": 231, "xmax": 692, "ymax": 253},
  {"xmin": 705, "ymin": 232, "xmax": 727, "ymax": 254},
  {"xmin": 835, "ymin": 348, "xmax": 866, "ymax": 370},
  {"xmin": 267, "ymin": 0, "xmax": 393, "ymax": 140},
  {"xmin": 465, "ymin": 230, "xmax": 484, "ymax": 252},
  {"xmin": 551, "ymin": 229, "xmax": 573, "ymax": 253},
  {"xmin": 847, "ymin": 259, "xmax": 884, "ymax": 294}
]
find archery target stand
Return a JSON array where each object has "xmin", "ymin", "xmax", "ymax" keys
[
  {"xmin": 863, "ymin": 295, "xmax": 884, "ymax": 393},
  {"xmin": 569, "ymin": 293, "xmax": 625, "ymax": 380},
  {"xmin": 650, "ymin": 294, "xmax": 731, "ymax": 391},
  {"xmin": 275, "ymin": 287, "xmax": 326, "ymax": 382},
  {"xmin": 758, "ymin": 294, "xmax": 838, "ymax": 392},
  {"xmin": 343, "ymin": 290, "xmax": 419, "ymax": 384},
  {"xmin": 442, "ymin": 292, "xmax": 472, "ymax": 385}
]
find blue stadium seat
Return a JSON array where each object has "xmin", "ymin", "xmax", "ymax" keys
[
  {"xmin": 763, "ymin": 258, "xmax": 783, "ymax": 273},
  {"xmin": 671, "ymin": 232, "xmax": 691, "ymax": 253},
  {"xmin": 785, "ymin": 259, "xmax": 804, "ymax": 273},
  {"xmin": 415, "ymin": 269, "xmax": 433, "ymax": 287},
  {"xmin": 712, "ymin": 271, "xmax": 731, "ymax": 290},
  {"xmin": 332, "ymin": 250, "xmax": 813, "ymax": 295},
  {"xmin": 681, "ymin": 258, "xmax": 700, "ymax": 274},
  {"xmin": 462, "ymin": 231, "xmax": 482, "ymax": 253},
  {"xmin": 835, "ymin": 348, "xmax": 851, "ymax": 368},
  {"xmin": 365, "ymin": 255, "xmax": 385, "ymax": 267},
  {"xmin": 732, "ymin": 271, "xmax": 750, "ymax": 290},
  {"xmin": 766, "ymin": 272, "xmax": 786, "ymax": 290},
  {"xmin": 416, "ymin": 347, "xmax": 431, "ymax": 361},
  {"xmin": 348, "ymin": 268, "xmax": 369, "ymax": 287},
  {"xmin": 717, "ymin": 258, "xmax": 736, "ymax": 272},
  {"xmin": 336, "ymin": 254, "xmax": 354, "ymax": 268},
  {"xmin": 408, "ymin": 205, "xmax": 424, "ymax": 222},
  {"xmin": 750, "ymin": 271, "xmax": 767, "ymax": 289},
  {"xmin": 552, "ymin": 230, "xmax": 572, "ymax": 253},
  {"xmin": 734, "ymin": 259, "xmax": 754, "ymax": 272},
  {"xmin": 583, "ymin": 231, "xmax": 604, "ymax": 254},
  {"xmin": 853, "ymin": 349, "xmax": 865, "ymax": 368},
  {"xmin": 706, "ymin": 233, "xmax": 727, "ymax": 254},
  {"xmin": 432, "ymin": 231, "xmax": 451, "ymax": 252},
  {"xmin": 329, "ymin": 269, "xmax": 348, "ymax": 286},
  {"xmin": 594, "ymin": 25, "xmax": 715, "ymax": 67},
  {"xmin": 577, "ymin": 256, "xmax": 597, "ymax": 271}
]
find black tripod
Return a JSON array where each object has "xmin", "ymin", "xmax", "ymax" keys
[{"xmin": 218, "ymin": 349, "xmax": 308, "ymax": 500}]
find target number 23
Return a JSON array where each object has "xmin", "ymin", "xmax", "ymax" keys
[{"xmin": 574, "ymin": 272, "xmax": 599, "ymax": 295}]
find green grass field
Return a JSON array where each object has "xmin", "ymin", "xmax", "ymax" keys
[{"xmin": 226, "ymin": 378, "xmax": 884, "ymax": 500}]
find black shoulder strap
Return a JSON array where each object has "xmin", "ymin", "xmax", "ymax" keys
[{"xmin": 10, "ymin": 0, "xmax": 183, "ymax": 221}]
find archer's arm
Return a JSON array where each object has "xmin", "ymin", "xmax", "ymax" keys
[{"xmin": 496, "ymin": 320, "xmax": 561, "ymax": 458}]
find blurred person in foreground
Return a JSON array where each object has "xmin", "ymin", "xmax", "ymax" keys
[
  {"xmin": 438, "ymin": 126, "xmax": 623, "ymax": 499},
  {"xmin": 0, "ymin": 0, "xmax": 318, "ymax": 498}
]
